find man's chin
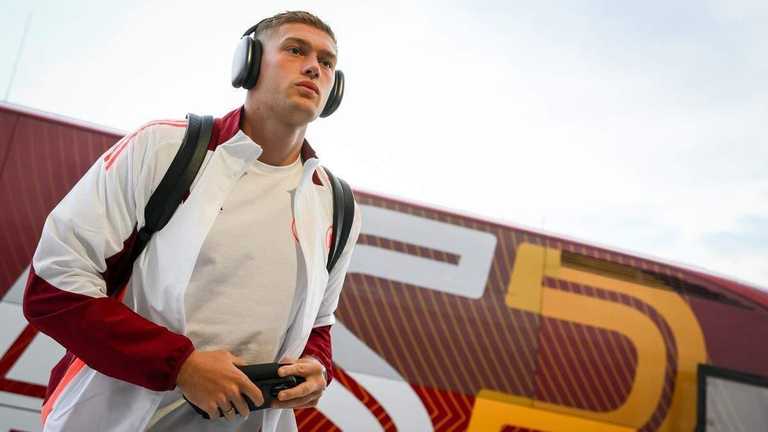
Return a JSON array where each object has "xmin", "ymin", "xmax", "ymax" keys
[{"xmin": 285, "ymin": 99, "xmax": 321, "ymax": 122}]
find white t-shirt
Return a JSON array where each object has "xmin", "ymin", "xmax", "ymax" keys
[{"xmin": 183, "ymin": 154, "xmax": 304, "ymax": 364}]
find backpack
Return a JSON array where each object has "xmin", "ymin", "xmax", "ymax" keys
[{"xmin": 127, "ymin": 113, "xmax": 355, "ymax": 273}]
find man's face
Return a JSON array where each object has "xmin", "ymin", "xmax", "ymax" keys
[{"xmin": 249, "ymin": 23, "xmax": 338, "ymax": 123}]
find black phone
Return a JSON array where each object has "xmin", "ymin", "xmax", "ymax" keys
[{"xmin": 185, "ymin": 362, "xmax": 305, "ymax": 419}]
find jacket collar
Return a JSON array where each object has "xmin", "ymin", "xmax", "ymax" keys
[{"xmin": 210, "ymin": 106, "xmax": 318, "ymax": 163}]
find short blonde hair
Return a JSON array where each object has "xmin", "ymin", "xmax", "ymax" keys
[{"xmin": 254, "ymin": 11, "xmax": 336, "ymax": 45}]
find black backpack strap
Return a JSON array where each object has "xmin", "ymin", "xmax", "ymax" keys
[
  {"xmin": 325, "ymin": 167, "xmax": 356, "ymax": 272},
  {"xmin": 130, "ymin": 113, "xmax": 212, "ymax": 261}
]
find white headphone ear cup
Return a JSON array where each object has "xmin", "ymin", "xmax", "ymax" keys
[{"xmin": 231, "ymin": 36, "xmax": 252, "ymax": 88}]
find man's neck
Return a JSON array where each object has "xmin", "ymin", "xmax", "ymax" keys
[{"xmin": 240, "ymin": 104, "xmax": 308, "ymax": 166}]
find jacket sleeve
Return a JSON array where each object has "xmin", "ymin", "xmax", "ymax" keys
[
  {"xmin": 23, "ymin": 123, "xmax": 195, "ymax": 392},
  {"xmin": 301, "ymin": 201, "xmax": 362, "ymax": 383},
  {"xmin": 301, "ymin": 325, "xmax": 333, "ymax": 383}
]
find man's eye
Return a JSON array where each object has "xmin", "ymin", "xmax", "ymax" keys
[
  {"xmin": 288, "ymin": 47, "xmax": 302, "ymax": 55},
  {"xmin": 321, "ymin": 60, "xmax": 333, "ymax": 69}
]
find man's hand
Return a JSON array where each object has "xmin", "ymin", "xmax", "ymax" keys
[
  {"xmin": 272, "ymin": 357, "xmax": 327, "ymax": 409},
  {"xmin": 176, "ymin": 350, "xmax": 264, "ymax": 421}
]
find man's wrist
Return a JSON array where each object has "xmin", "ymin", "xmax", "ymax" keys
[
  {"xmin": 302, "ymin": 355, "xmax": 328, "ymax": 384},
  {"xmin": 174, "ymin": 345, "xmax": 197, "ymax": 388}
]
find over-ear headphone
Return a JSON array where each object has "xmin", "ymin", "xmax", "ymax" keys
[{"xmin": 231, "ymin": 22, "xmax": 345, "ymax": 118}]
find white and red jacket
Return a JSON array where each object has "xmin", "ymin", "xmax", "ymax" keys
[{"xmin": 23, "ymin": 106, "xmax": 362, "ymax": 431}]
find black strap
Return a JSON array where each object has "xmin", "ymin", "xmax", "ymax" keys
[
  {"xmin": 325, "ymin": 167, "xmax": 355, "ymax": 272},
  {"xmin": 130, "ymin": 113, "xmax": 212, "ymax": 261},
  {"xmin": 124, "ymin": 113, "xmax": 353, "ymax": 275}
]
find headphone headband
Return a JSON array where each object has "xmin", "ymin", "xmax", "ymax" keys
[{"xmin": 241, "ymin": 18, "xmax": 270, "ymax": 38}]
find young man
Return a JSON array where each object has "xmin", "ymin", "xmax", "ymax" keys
[{"xmin": 23, "ymin": 11, "xmax": 361, "ymax": 432}]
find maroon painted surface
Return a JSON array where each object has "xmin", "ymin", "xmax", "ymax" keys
[
  {"xmin": 0, "ymin": 105, "xmax": 120, "ymax": 299},
  {"xmin": 688, "ymin": 296, "xmax": 768, "ymax": 377}
]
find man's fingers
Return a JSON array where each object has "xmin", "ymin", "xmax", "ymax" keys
[
  {"xmin": 278, "ymin": 361, "xmax": 320, "ymax": 378},
  {"xmin": 218, "ymin": 400, "xmax": 237, "ymax": 422},
  {"xmin": 271, "ymin": 392, "xmax": 321, "ymax": 409},
  {"xmin": 203, "ymin": 403, "xmax": 219, "ymax": 420},
  {"xmin": 230, "ymin": 394, "xmax": 250, "ymax": 418},
  {"xmin": 239, "ymin": 378, "xmax": 265, "ymax": 408},
  {"xmin": 277, "ymin": 380, "xmax": 322, "ymax": 401},
  {"xmin": 272, "ymin": 393, "xmax": 319, "ymax": 409}
]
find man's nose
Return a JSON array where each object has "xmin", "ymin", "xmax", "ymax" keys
[{"xmin": 302, "ymin": 60, "xmax": 320, "ymax": 79}]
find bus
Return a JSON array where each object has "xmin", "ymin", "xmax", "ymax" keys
[{"xmin": 1, "ymin": 101, "xmax": 766, "ymax": 431}]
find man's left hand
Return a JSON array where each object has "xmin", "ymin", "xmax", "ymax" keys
[{"xmin": 272, "ymin": 357, "xmax": 327, "ymax": 409}]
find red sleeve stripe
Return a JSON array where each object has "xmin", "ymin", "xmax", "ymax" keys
[
  {"xmin": 103, "ymin": 119, "xmax": 185, "ymax": 162},
  {"xmin": 40, "ymin": 357, "xmax": 86, "ymax": 426},
  {"xmin": 103, "ymin": 120, "xmax": 187, "ymax": 170}
]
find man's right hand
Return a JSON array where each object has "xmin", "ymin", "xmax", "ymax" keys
[{"xmin": 176, "ymin": 350, "xmax": 264, "ymax": 421}]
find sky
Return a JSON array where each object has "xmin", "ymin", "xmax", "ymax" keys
[{"xmin": 1, "ymin": 0, "xmax": 767, "ymax": 290}]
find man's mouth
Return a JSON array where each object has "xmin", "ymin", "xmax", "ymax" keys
[{"xmin": 296, "ymin": 81, "xmax": 319, "ymax": 95}]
